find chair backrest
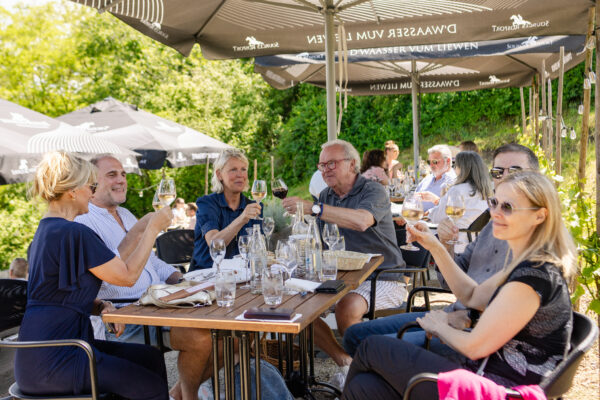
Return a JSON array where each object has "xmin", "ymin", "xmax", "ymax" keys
[
  {"xmin": 155, "ymin": 229, "xmax": 195, "ymax": 265},
  {"xmin": 463, "ymin": 210, "xmax": 490, "ymax": 242},
  {"xmin": 540, "ymin": 311, "xmax": 599, "ymax": 398},
  {"xmin": 400, "ymin": 243, "xmax": 430, "ymax": 269},
  {"xmin": 0, "ymin": 278, "xmax": 27, "ymax": 332}
]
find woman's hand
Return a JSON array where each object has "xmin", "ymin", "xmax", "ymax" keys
[
  {"xmin": 416, "ymin": 310, "xmax": 450, "ymax": 338},
  {"xmin": 241, "ymin": 203, "xmax": 262, "ymax": 222},
  {"xmin": 437, "ymin": 218, "xmax": 459, "ymax": 243},
  {"xmin": 406, "ymin": 221, "xmax": 440, "ymax": 251},
  {"xmin": 100, "ymin": 301, "xmax": 125, "ymax": 338},
  {"xmin": 151, "ymin": 207, "xmax": 173, "ymax": 232}
]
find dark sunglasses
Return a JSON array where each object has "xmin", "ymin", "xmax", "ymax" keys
[
  {"xmin": 428, "ymin": 159, "xmax": 442, "ymax": 166},
  {"xmin": 489, "ymin": 166, "xmax": 523, "ymax": 179},
  {"xmin": 89, "ymin": 183, "xmax": 98, "ymax": 194},
  {"xmin": 487, "ymin": 197, "xmax": 540, "ymax": 216}
]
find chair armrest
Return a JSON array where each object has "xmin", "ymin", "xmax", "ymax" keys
[
  {"xmin": 406, "ymin": 286, "xmax": 452, "ymax": 312},
  {"xmin": 397, "ymin": 321, "xmax": 421, "ymax": 339},
  {"xmin": 403, "ymin": 372, "xmax": 439, "ymax": 400},
  {"xmin": 366, "ymin": 267, "xmax": 428, "ymax": 319}
]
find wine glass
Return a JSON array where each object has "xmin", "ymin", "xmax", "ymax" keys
[
  {"xmin": 157, "ymin": 178, "xmax": 176, "ymax": 207},
  {"xmin": 152, "ymin": 191, "xmax": 163, "ymax": 211},
  {"xmin": 251, "ymin": 179, "xmax": 267, "ymax": 220},
  {"xmin": 262, "ymin": 217, "xmax": 275, "ymax": 252},
  {"xmin": 400, "ymin": 193, "xmax": 424, "ymax": 251},
  {"xmin": 276, "ymin": 239, "xmax": 298, "ymax": 293},
  {"xmin": 209, "ymin": 238, "xmax": 226, "ymax": 273},
  {"xmin": 322, "ymin": 222, "xmax": 340, "ymax": 250},
  {"xmin": 271, "ymin": 178, "xmax": 288, "ymax": 200},
  {"xmin": 445, "ymin": 192, "xmax": 466, "ymax": 245},
  {"xmin": 238, "ymin": 235, "xmax": 251, "ymax": 289}
]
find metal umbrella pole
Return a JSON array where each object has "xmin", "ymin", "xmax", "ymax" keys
[
  {"xmin": 324, "ymin": 1, "xmax": 337, "ymax": 141},
  {"xmin": 411, "ymin": 60, "xmax": 420, "ymax": 184}
]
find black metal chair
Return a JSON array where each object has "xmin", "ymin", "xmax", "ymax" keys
[
  {"xmin": 155, "ymin": 229, "xmax": 195, "ymax": 273},
  {"xmin": 459, "ymin": 210, "xmax": 490, "ymax": 243},
  {"xmin": 0, "ymin": 279, "xmax": 111, "ymax": 400},
  {"xmin": 403, "ymin": 311, "xmax": 599, "ymax": 400}
]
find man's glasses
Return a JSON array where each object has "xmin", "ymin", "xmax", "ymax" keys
[
  {"xmin": 89, "ymin": 183, "xmax": 98, "ymax": 194},
  {"xmin": 317, "ymin": 158, "xmax": 350, "ymax": 172},
  {"xmin": 428, "ymin": 159, "xmax": 442, "ymax": 166},
  {"xmin": 487, "ymin": 197, "xmax": 540, "ymax": 216},
  {"xmin": 489, "ymin": 166, "xmax": 523, "ymax": 180}
]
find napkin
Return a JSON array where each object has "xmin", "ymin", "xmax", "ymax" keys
[
  {"xmin": 214, "ymin": 258, "xmax": 245, "ymax": 270},
  {"xmin": 285, "ymin": 278, "xmax": 321, "ymax": 293}
]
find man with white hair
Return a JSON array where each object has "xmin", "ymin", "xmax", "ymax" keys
[
  {"xmin": 283, "ymin": 139, "xmax": 405, "ymax": 387},
  {"xmin": 416, "ymin": 144, "xmax": 456, "ymax": 211}
]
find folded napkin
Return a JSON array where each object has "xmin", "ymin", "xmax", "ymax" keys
[
  {"xmin": 285, "ymin": 278, "xmax": 321, "ymax": 293},
  {"xmin": 214, "ymin": 257, "xmax": 245, "ymax": 270},
  {"xmin": 138, "ymin": 283, "xmax": 215, "ymax": 308}
]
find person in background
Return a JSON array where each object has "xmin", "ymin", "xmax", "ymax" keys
[
  {"xmin": 427, "ymin": 151, "xmax": 492, "ymax": 253},
  {"xmin": 415, "ymin": 144, "xmax": 456, "ymax": 211},
  {"xmin": 172, "ymin": 197, "xmax": 187, "ymax": 226},
  {"xmin": 309, "ymin": 169, "xmax": 328, "ymax": 200},
  {"xmin": 384, "ymin": 140, "xmax": 402, "ymax": 179},
  {"xmin": 343, "ymin": 170, "xmax": 576, "ymax": 399},
  {"xmin": 192, "ymin": 149, "xmax": 261, "ymax": 270},
  {"xmin": 360, "ymin": 149, "xmax": 389, "ymax": 186},
  {"xmin": 459, "ymin": 140, "xmax": 479, "ymax": 153},
  {"xmin": 15, "ymin": 151, "xmax": 171, "ymax": 399},
  {"xmin": 9, "ymin": 257, "xmax": 28, "ymax": 280},
  {"xmin": 185, "ymin": 202, "xmax": 198, "ymax": 230}
]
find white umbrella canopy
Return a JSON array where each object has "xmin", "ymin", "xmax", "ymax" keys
[
  {"xmin": 0, "ymin": 98, "xmax": 141, "ymax": 185},
  {"xmin": 57, "ymin": 97, "xmax": 233, "ymax": 169},
  {"xmin": 68, "ymin": 0, "xmax": 595, "ymax": 141}
]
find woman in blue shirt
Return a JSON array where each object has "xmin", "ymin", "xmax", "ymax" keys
[
  {"xmin": 192, "ymin": 149, "xmax": 262, "ymax": 270},
  {"xmin": 15, "ymin": 152, "xmax": 173, "ymax": 399}
]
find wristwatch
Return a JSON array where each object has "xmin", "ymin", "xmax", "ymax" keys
[{"xmin": 311, "ymin": 202, "xmax": 323, "ymax": 217}]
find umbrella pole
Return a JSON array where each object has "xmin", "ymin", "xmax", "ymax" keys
[
  {"xmin": 205, "ymin": 156, "xmax": 210, "ymax": 195},
  {"xmin": 411, "ymin": 60, "xmax": 420, "ymax": 183},
  {"xmin": 324, "ymin": 1, "xmax": 337, "ymax": 142},
  {"xmin": 556, "ymin": 46, "xmax": 565, "ymax": 176},
  {"xmin": 520, "ymin": 87, "xmax": 526, "ymax": 135}
]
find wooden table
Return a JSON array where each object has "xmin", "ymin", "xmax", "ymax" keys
[{"xmin": 104, "ymin": 256, "xmax": 383, "ymax": 399}]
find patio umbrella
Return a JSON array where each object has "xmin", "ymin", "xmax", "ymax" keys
[
  {"xmin": 68, "ymin": 0, "xmax": 595, "ymax": 142},
  {"xmin": 0, "ymin": 98, "xmax": 141, "ymax": 185},
  {"xmin": 57, "ymin": 97, "xmax": 232, "ymax": 169}
]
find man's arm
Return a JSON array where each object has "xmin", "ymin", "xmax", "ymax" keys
[
  {"xmin": 283, "ymin": 197, "xmax": 375, "ymax": 232},
  {"xmin": 116, "ymin": 213, "xmax": 154, "ymax": 260}
]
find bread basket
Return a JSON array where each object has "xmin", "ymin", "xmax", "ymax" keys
[{"xmin": 326, "ymin": 250, "xmax": 370, "ymax": 271}]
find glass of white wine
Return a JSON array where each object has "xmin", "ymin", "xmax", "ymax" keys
[
  {"xmin": 445, "ymin": 192, "xmax": 466, "ymax": 245},
  {"xmin": 400, "ymin": 193, "xmax": 424, "ymax": 251},
  {"xmin": 251, "ymin": 179, "xmax": 266, "ymax": 220},
  {"xmin": 157, "ymin": 178, "xmax": 176, "ymax": 208},
  {"xmin": 152, "ymin": 191, "xmax": 163, "ymax": 211}
]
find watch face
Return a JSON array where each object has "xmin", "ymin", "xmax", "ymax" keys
[{"xmin": 312, "ymin": 204, "xmax": 320, "ymax": 214}]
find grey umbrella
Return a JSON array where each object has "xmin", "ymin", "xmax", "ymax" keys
[
  {"xmin": 69, "ymin": 0, "xmax": 595, "ymax": 142},
  {"xmin": 0, "ymin": 98, "xmax": 141, "ymax": 185},
  {"xmin": 57, "ymin": 97, "xmax": 232, "ymax": 169}
]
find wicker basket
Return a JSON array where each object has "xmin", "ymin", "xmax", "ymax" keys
[
  {"xmin": 326, "ymin": 250, "xmax": 371, "ymax": 271},
  {"xmin": 250, "ymin": 334, "xmax": 300, "ymax": 374}
]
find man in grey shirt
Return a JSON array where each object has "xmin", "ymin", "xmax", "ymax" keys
[
  {"xmin": 284, "ymin": 139, "xmax": 405, "ymax": 379},
  {"xmin": 342, "ymin": 143, "xmax": 540, "ymax": 360}
]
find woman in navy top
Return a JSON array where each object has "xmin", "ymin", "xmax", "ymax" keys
[
  {"xmin": 192, "ymin": 149, "xmax": 262, "ymax": 270},
  {"xmin": 15, "ymin": 152, "xmax": 173, "ymax": 399},
  {"xmin": 343, "ymin": 171, "xmax": 577, "ymax": 398}
]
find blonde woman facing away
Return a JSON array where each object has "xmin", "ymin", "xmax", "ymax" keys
[
  {"xmin": 343, "ymin": 171, "xmax": 576, "ymax": 399},
  {"xmin": 14, "ymin": 152, "xmax": 172, "ymax": 399}
]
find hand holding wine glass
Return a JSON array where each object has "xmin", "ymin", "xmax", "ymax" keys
[
  {"xmin": 400, "ymin": 193, "xmax": 424, "ymax": 251},
  {"xmin": 445, "ymin": 192, "xmax": 466, "ymax": 245},
  {"xmin": 251, "ymin": 179, "xmax": 266, "ymax": 220},
  {"xmin": 209, "ymin": 238, "xmax": 226, "ymax": 273}
]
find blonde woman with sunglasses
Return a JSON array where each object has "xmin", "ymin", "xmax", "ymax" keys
[{"xmin": 342, "ymin": 171, "xmax": 576, "ymax": 399}]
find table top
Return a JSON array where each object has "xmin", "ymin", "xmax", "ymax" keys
[{"xmin": 103, "ymin": 255, "xmax": 383, "ymax": 334}]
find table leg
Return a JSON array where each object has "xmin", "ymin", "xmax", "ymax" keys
[
  {"xmin": 299, "ymin": 329, "xmax": 307, "ymax": 384},
  {"xmin": 211, "ymin": 330, "xmax": 220, "ymax": 400},
  {"xmin": 239, "ymin": 332, "xmax": 251, "ymax": 400},
  {"xmin": 224, "ymin": 333, "xmax": 233, "ymax": 400},
  {"xmin": 309, "ymin": 323, "xmax": 315, "ymax": 378},
  {"xmin": 285, "ymin": 333, "xmax": 294, "ymax": 381},
  {"xmin": 254, "ymin": 332, "xmax": 261, "ymax": 400},
  {"xmin": 277, "ymin": 333, "xmax": 284, "ymax": 374}
]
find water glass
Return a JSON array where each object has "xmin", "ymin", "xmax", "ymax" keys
[
  {"xmin": 215, "ymin": 270, "xmax": 236, "ymax": 307},
  {"xmin": 330, "ymin": 236, "xmax": 345, "ymax": 251},
  {"xmin": 262, "ymin": 267, "xmax": 284, "ymax": 306},
  {"xmin": 321, "ymin": 251, "xmax": 338, "ymax": 281}
]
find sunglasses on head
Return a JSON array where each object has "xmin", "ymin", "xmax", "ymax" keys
[
  {"xmin": 489, "ymin": 166, "xmax": 523, "ymax": 179},
  {"xmin": 487, "ymin": 197, "xmax": 540, "ymax": 216}
]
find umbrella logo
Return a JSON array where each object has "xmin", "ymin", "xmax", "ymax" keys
[
  {"xmin": 0, "ymin": 113, "xmax": 50, "ymax": 129},
  {"xmin": 246, "ymin": 37, "xmax": 264, "ymax": 46},
  {"xmin": 510, "ymin": 15, "xmax": 531, "ymax": 27},
  {"xmin": 11, "ymin": 159, "xmax": 36, "ymax": 176},
  {"xmin": 124, "ymin": 157, "xmax": 136, "ymax": 168},
  {"xmin": 140, "ymin": 19, "xmax": 169, "ymax": 39},
  {"xmin": 233, "ymin": 37, "xmax": 279, "ymax": 52},
  {"xmin": 176, "ymin": 152, "xmax": 187, "ymax": 162},
  {"xmin": 77, "ymin": 122, "xmax": 110, "ymax": 133},
  {"xmin": 479, "ymin": 75, "xmax": 510, "ymax": 86},
  {"xmin": 492, "ymin": 16, "xmax": 549, "ymax": 32}
]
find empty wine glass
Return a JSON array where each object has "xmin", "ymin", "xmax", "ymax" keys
[
  {"xmin": 445, "ymin": 192, "xmax": 466, "ymax": 245},
  {"xmin": 262, "ymin": 217, "xmax": 275, "ymax": 251},
  {"xmin": 276, "ymin": 239, "xmax": 298, "ymax": 293},
  {"xmin": 251, "ymin": 179, "xmax": 267, "ymax": 220},
  {"xmin": 209, "ymin": 238, "xmax": 226, "ymax": 273},
  {"xmin": 238, "ymin": 235, "xmax": 251, "ymax": 288},
  {"xmin": 322, "ymin": 222, "xmax": 340, "ymax": 250},
  {"xmin": 400, "ymin": 193, "xmax": 424, "ymax": 251},
  {"xmin": 157, "ymin": 178, "xmax": 176, "ymax": 207}
]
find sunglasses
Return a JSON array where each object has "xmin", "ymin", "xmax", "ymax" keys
[
  {"xmin": 89, "ymin": 183, "xmax": 98, "ymax": 194},
  {"xmin": 428, "ymin": 159, "xmax": 442, "ymax": 166},
  {"xmin": 487, "ymin": 197, "xmax": 540, "ymax": 216},
  {"xmin": 489, "ymin": 166, "xmax": 523, "ymax": 180}
]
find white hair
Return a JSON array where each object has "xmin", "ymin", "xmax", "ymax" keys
[
  {"xmin": 321, "ymin": 139, "xmax": 360, "ymax": 173},
  {"xmin": 211, "ymin": 148, "xmax": 249, "ymax": 193},
  {"xmin": 427, "ymin": 144, "xmax": 452, "ymax": 160}
]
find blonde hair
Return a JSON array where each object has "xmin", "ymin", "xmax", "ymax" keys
[
  {"xmin": 211, "ymin": 148, "xmax": 249, "ymax": 193},
  {"xmin": 498, "ymin": 171, "xmax": 577, "ymax": 281},
  {"xmin": 31, "ymin": 151, "xmax": 96, "ymax": 202}
]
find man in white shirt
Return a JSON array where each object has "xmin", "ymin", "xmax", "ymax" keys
[
  {"xmin": 76, "ymin": 155, "xmax": 211, "ymax": 400},
  {"xmin": 415, "ymin": 144, "xmax": 456, "ymax": 211}
]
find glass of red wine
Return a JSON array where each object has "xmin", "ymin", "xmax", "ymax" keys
[{"xmin": 272, "ymin": 178, "xmax": 288, "ymax": 200}]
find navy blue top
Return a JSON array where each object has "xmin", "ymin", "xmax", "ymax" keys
[
  {"xmin": 14, "ymin": 218, "xmax": 116, "ymax": 395},
  {"xmin": 192, "ymin": 192, "xmax": 258, "ymax": 270}
]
